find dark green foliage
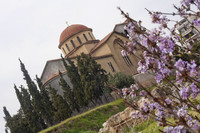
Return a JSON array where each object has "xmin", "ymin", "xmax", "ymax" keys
[
  {"xmin": 19, "ymin": 59, "xmax": 46, "ymax": 129},
  {"xmin": 48, "ymin": 86, "xmax": 72, "ymax": 122},
  {"xmin": 36, "ymin": 75, "xmax": 55, "ymax": 126},
  {"xmin": 59, "ymin": 71, "xmax": 80, "ymax": 112},
  {"xmin": 3, "ymin": 106, "xmax": 11, "ymax": 122},
  {"xmin": 107, "ymin": 72, "xmax": 135, "ymax": 89},
  {"xmin": 3, "ymin": 108, "xmax": 32, "ymax": 133},
  {"xmin": 61, "ymin": 55, "xmax": 86, "ymax": 107},
  {"xmin": 14, "ymin": 85, "xmax": 42, "ymax": 132},
  {"xmin": 77, "ymin": 53, "xmax": 108, "ymax": 104}
]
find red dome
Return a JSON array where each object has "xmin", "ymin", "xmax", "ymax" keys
[{"xmin": 59, "ymin": 24, "xmax": 91, "ymax": 48}]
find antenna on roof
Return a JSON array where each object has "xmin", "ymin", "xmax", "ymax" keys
[{"xmin": 65, "ymin": 21, "xmax": 69, "ymax": 26}]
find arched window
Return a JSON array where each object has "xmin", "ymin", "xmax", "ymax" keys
[
  {"xmin": 65, "ymin": 44, "xmax": 70, "ymax": 51},
  {"xmin": 77, "ymin": 36, "xmax": 82, "ymax": 45},
  {"xmin": 70, "ymin": 40, "xmax": 76, "ymax": 48},
  {"xmin": 88, "ymin": 32, "xmax": 93, "ymax": 40},
  {"xmin": 108, "ymin": 62, "xmax": 115, "ymax": 72},
  {"xmin": 83, "ymin": 34, "xmax": 88, "ymax": 41},
  {"xmin": 123, "ymin": 55, "xmax": 132, "ymax": 66},
  {"xmin": 62, "ymin": 48, "xmax": 67, "ymax": 55}
]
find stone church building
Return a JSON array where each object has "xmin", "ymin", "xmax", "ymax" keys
[{"xmin": 40, "ymin": 20, "xmax": 143, "ymax": 94}]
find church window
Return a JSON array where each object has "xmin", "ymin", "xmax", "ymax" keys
[
  {"xmin": 123, "ymin": 56, "xmax": 132, "ymax": 66},
  {"xmin": 62, "ymin": 48, "xmax": 67, "ymax": 55},
  {"xmin": 88, "ymin": 32, "xmax": 93, "ymax": 40},
  {"xmin": 65, "ymin": 44, "xmax": 70, "ymax": 51},
  {"xmin": 71, "ymin": 40, "xmax": 76, "ymax": 48},
  {"xmin": 83, "ymin": 34, "xmax": 88, "ymax": 41},
  {"xmin": 77, "ymin": 36, "xmax": 82, "ymax": 45},
  {"xmin": 108, "ymin": 62, "xmax": 115, "ymax": 72}
]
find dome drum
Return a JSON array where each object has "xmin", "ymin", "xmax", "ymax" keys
[{"xmin": 59, "ymin": 24, "xmax": 92, "ymax": 49}]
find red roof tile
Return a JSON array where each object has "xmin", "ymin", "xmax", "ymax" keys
[
  {"xmin": 59, "ymin": 24, "xmax": 91, "ymax": 48},
  {"xmin": 90, "ymin": 32, "xmax": 113, "ymax": 54}
]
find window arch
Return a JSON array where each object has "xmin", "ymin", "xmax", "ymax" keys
[
  {"xmin": 108, "ymin": 62, "xmax": 115, "ymax": 72},
  {"xmin": 62, "ymin": 48, "xmax": 67, "ymax": 55},
  {"xmin": 70, "ymin": 40, "xmax": 76, "ymax": 48},
  {"xmin": 88, "ymin": 32, "xmax": 93, "ymax": 40},
  {"xmin": 123, "ymin": 55, "xmax": 132, "ymax": 66},
  {"xmin": 65, "ymin": 44, "xmax": 70, "ymax": 51},
  {"xmin": 83, "ymin": 34, "xmax": 88, "ymax": 41},
  {"xmin": 77, "ymin": 36, "xmax": 82, "ymax": 45}
]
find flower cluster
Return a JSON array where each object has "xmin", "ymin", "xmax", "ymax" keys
[
  {"xmin": 120, "ymin": 0, "xmax": 200, "ymax": 132},
  {"xmin": 181, "ymin": 0, "xmax": 200, "ymax": 8},
  {"xmin": 151, "ymin": 12, "xmax": 169, "ymax": 29},
  {"xmin": 193, "ymin": 19, "xmax": 200, "ymax": 27}
]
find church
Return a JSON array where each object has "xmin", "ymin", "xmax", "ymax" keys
[{"xmin": 40, "ymin": 20, "xmax": 143, "ymax": 94}]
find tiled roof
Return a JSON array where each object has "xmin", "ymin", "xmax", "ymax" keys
[
  {"xmin": 59, "ymin": 24, "xmax": 91, "ymax": 48},
  {"xmin": 90, "ymin": 32, "xmax": 114, "ymax": 54},
  {"xmin": 43, "ymin": 71, "xmax": 66, "ymax": 86}
]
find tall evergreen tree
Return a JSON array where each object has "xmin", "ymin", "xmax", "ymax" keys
[
  {"xmin": 19, "ymin": 59, "xmax": 46, "ymax": 129},
  {"xmin": 47, "ymin": 85, "xmax": 72, "ymax": 122},
  {"xmin": 3, "ymin": 106, "xmax": 11, "ymax": 132},
  {"xmin": 3, "ymin": 107, "xmax": 31, "ymax": 133},
  {"xmin": 36, "ymin": 75, "xmax": 55, "ymax": 126},
  {"xmin": 14, "ymin": 85, "xmax": 42, "ymax": 133},
  {"xmin": 61, "ymin": 55, "xmax": 86, "ymax": 107},
  {"xmin": 77, "ymin": 53, "xmax": 108, "ymax": 103},
  {"xmin": 3, "ymin": 106, "xmax": 11, "ymax": 122},
  {"xmin": 58, "ymin": 71, "xmax": 80, "ymax": 112}
]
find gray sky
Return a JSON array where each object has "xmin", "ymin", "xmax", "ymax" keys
[{"xmin": 0, "ymin": 0, "xmax": 180, "ymax": 132}]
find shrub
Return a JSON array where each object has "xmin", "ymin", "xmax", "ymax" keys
[{"xmin": 107, "ymin": 72, "xmax": 135, "ymax": 89}]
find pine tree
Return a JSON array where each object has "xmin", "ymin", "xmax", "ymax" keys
[
  {"xmin": 19, "ymin": 59, "xmax": 46, "ymax": 129},
  {"xmin": 47, "ymin": 85, "xmax": 72, "ymax": 122},
  {"xmin": 36, "ymin": 75, "xmax": 55, "ymax": 126},
  {"xmin": 61, "ymin": 55, "xmax": 86, "ymax": 107},
  {"xmin": 58, "ymin": 71, "xmax": 80, "ymax": 112}
]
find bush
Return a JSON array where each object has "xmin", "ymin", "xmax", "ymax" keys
[{"xmin": 107, "ymin": 72, "xmax": 135, "ymax": 89}]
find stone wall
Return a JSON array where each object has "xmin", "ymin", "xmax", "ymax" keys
[
  {"xmin": 99, "ymin": 97, "xmax": 148, "ymax": 133},
  {"xmin": 133, "ymin": 70, "xmax": 156, "ymax": 88}
]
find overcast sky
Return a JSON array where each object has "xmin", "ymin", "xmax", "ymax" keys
[{"xmin": 0, "ymin": 0, "xmax": 181, "ymax": 132}]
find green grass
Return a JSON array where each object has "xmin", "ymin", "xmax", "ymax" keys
[
  {"xmin": 126, "ymin": 118, "xmax": 176, "ymax": 133},
  {"xmin": 39, "ymin": 99, "xmax": 126, "ymax": 133},
  {"xmin": 126, "ymin": 119, "xmax": 161, "ymax": 133},
  {"xmin": 133, "ymin": 119, "xmax": 155, "ymax": 132}
]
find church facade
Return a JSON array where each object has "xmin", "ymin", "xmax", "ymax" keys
[{"xmin": 40, "ymin": 21, "xmax": 143, "ymax": 93}]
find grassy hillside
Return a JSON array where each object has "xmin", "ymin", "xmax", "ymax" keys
[{"xmin": 39, "ymin": 99, "xmax": 126, "ymax": 133}]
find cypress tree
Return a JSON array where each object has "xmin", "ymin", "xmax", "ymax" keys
[
  {"xmin": 58, "ymin": 71, "xmax": 80, "ymax": 112},
  {"xmin": 19, "ymin": 59, "xmax": 46, "ymax": 129},
  {"xmin": 3, "ymin": 106, "xmax": 11, "ymax": 122},
  {"xmin": 61, "ymin": 55, "xmax": 86, "ymax": 107},
  {"xmin": 77, "ymin": 53, "xmax": 108, "ymax": 104},
  {"xmin": 47, "ymin": 85, "xmax": 72, "ymax": 122},
  {"xmin": 3, "ymin": 106, "xmax": 11, "ymax": 132},
  {"xmin": 36, "ymin": 75, "xmax": 55, "ymax": 126},
  {"xmin": 3, "ymin": 107, "xmax": 31, "ymax": 133},
  {"xmin": 14, "ymin": 85, "xmax": 41, "ymax": 133}
]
